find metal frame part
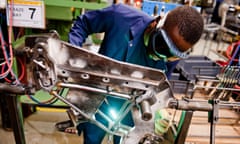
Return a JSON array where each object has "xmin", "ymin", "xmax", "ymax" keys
[{"xmin": 16, "ymin": 33, "xmax": 175, "ymax": 142}]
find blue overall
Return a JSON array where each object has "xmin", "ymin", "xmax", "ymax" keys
[{"xmin": 68, "ymin": 4, "xmax": 178, "ymax": 144}]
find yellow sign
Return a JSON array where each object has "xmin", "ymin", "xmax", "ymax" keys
[{"xmin": 6, "ymin": 0, "xmax": 45, "ymax": 29}]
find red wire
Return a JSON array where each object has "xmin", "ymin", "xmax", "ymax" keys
[
  {"xmin": 2, "ymin": 57, "xmax": 25, "ymax": 83},
  {"xmin": 225, "ymin": 41, "xmax": 240, "ymax": 62},
  {"xmin": 8, "ymin": 0, "xmax": 14, "ymax": 74},
  {"xmin": 0, "ymin": 1, "xmax": 24, "ymax": 84},
  {"xmin": 17, "ymin": 57, "xmax": 25, "ymax": 81},
  {"xmin": 0, "ymin": 31, "xmax": 13, "ymax": 78},
  {"xmin": 0, "ymin": 1, "xmax": 14, "ymax": 78},
  {"xmin": 234, "ymin": 84, "xmax": 240, "ymax": 90},
  {"xmin": 1, "ymin": 63, "xmax": 11, "ymax": 82}
]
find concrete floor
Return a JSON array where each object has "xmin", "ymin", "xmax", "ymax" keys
[
  {"xmin": 0, "ymin": 35, "xmax": 239, "ymax": 144},
  {"xmin": 0, "ymin": 108, "xmax": 84, "ymax": 144}
]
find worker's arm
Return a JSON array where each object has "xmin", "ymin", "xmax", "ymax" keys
[{"xmin": 68, "ymin": 6, "xmax": 115, "ymax": 47}]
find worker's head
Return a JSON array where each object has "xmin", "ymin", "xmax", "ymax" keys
[{"xmin": 145, "ymin": 5, "xmax": 204, "ymax": 62}]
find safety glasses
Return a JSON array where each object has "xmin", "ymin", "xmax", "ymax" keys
[{"xmin": 150, "ymin": 29, "xmax": 188, "ymax": 62}]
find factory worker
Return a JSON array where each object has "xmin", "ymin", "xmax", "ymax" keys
[{"xmin": 56, "ymin": 3, "xmax": 204, "ymax": 144}]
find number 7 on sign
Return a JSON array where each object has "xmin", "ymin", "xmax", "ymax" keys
[{"xmin": 29, "ymin": 8, "xmax": 36, "ymax": 19}]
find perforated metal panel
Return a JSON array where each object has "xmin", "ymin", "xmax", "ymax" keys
[
  {"xmin": 141, "ymin": 0, "xmax": 201, "ymax": 16},
  {"xmin": 142, "ymin": 0, "xmax": 182, "ymax": 16}
]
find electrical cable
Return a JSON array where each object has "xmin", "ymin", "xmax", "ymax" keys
[
  {"xmin": 228, "ymin": 44, "xmax": 240, "ymax": 66},
  {"xmin": 2, "ymin": 0, "xmax": 14, "ymax": 79},
  {"xmin": 0, "ymin": 27, "xmax": 12, "ymax": 78},
  {"xmin": 27, "ymin": 94, "xmax": 59, "ymax": 106},
  {"xmin": 2, "ymin": 57, "xmax": 25, "ymax": 83},
  {"xmin": 0, "ymin": 26, "xmax": 21, "ymax": 84},
  {"xmin": 2, "ymin": 0, "xmax": 58, "ymax": 105},
  {"xmin": 15, "ymin": 57, "xmax": 25, "ymax": 81},
  {"xmin": 226, "ymin": 41, "xmax": 240, "ymax": 65},
  {"xmin": 0, "ymin": 1, "xmax": 16, "ymax": 83},
  {"xmin": 17, "ymin": 59, "xmax": 58, "ymax": 105}
]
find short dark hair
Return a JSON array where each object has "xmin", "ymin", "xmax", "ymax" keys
[{"xmin": 164, "ymin": 6, "xmax": 204, "ymax": 45}]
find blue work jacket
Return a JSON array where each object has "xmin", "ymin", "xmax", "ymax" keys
[{"xmin": 69, "ymin": 4, "xmax": 178, "ymax": 77}]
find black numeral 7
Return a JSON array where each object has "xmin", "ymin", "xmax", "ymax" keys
[{"xmin": 29, "ymin": 8, "xmax": 36, "ymax": 19}]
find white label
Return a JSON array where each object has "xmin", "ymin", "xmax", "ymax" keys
[{"xmin": 6, "ymin": 0, "xmax": 45, "ymax": 29}]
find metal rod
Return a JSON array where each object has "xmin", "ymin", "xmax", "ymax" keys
[
  {"xmin": 50, "ymin": 90, "xmax": 124, "ymax": 137},
  {"xmin": 174, "ymin": 111, "xmax": 193, "ymax": 144},
  {"xmin": 58, "ymin": 82, "xmax": 132, "ymax": 100},
  {"xmin": 5, "ymin": 94, "xmax": 26, "ymax": 144},
  {"xmin": 195, "ymin": 85, "xmax": 240, "ymax": 91},
  {"xmin": 0, "ymin": 83, "xmax": 25, "ymax": 94},
  {"xmin": 210, "ymin": 120, "xmax": 216, "ymax": 144},
  {"xmin": 50, "ymin": 90, "xmax": 91, "ymax": 119}
]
